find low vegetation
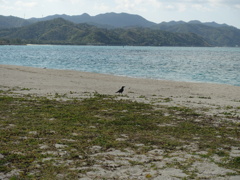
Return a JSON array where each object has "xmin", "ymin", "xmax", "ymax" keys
[{"xmin": 0, "ymin": 90, "xmax": 239, "ymax": 179}]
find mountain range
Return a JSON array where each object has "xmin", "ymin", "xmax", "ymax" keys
[
  {"xmin": 0, "ymin": 12, "xmax": 240, "ymax": 46},
  {"xmin": 0, "ymin": 18, "xmax": 209, "ymax": 46},
  {"xmin": 0, "ymin": 13, "xmax": 156, "ymax": 29}
]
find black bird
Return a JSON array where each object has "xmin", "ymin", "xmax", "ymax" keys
[{"xmin": 116, "ymin": 86, "xmax": 125, "ymax": 94}]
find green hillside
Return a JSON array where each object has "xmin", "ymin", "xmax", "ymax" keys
[
  {"xmin": 0, "ymin": 18, "xmax": 209, "ymax": 46},
  {"xmin": 154, "ymin": 22, "xmax": 240, "ymax": 46},
  {"xmin": 0, "ymin": 15, "xmax": 30, "ymax": 29}
]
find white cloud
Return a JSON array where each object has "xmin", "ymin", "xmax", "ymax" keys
[
  {"xmin": 153, "ymin": 0, "xmax": 240, "ymax": 9},
  {"xmin": 148, "ymin": 0, "xmax": 162, "ymax": 8},
  {"xmin": 150, "ymin": 0, "xmax": 240, "ymax": 12},
  {"xmin": 165, "ymin": 4, "xmax": 175, "ymax": 11},
  {"xmin": 93, "ymin": 2, "xmax": 110, "ymax": 12},
  {"xmin": 177, "ymin": 4, "xmax": 187, "ymax": 12},
  {"xmin": 15, "ymin": 1, "xmax": 38, "ymax": 8},
  {"xmin": 191, "ymin": 4, "xmax": 212, "ymax": 11},
  {"xmin": 114, "ymin": 0, "xmax": 162, "ymax": 13},
  {"xmin": 45, "ymin": 0, "xmax": 85, "ymax": 4},
  {"xmin": 192, "ymin": 0, "xmax": 240, "ymax": 8},
  {"xmin": 0, "ymin": 0, "xmax": 38, "ymax": 13},
  {"xmin": 235, "ymin": 4, "xmax": 240, "ymax": 9},
  {"xmin": 68, "ymin": 0, "xmax": 86, "ymax": 4}
]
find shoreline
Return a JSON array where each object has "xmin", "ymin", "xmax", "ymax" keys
[
  {"xmin": 1, "ymin": 64, "xmax": 240, "ymax": 116},
  {"xmin": 1, "ymin": 64, "xmax": 239, "ymax": 86}
]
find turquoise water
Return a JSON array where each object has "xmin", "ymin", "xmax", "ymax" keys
[{"xmin": 1, "ymin": 45, "xmax": 240, "ymax": 86}]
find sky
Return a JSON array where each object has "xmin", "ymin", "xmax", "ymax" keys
[{"xmin": 1, "ymin": 0, "xmax": 240, "ymax": 29}]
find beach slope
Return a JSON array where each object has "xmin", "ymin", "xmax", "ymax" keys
[{"xmin": 0, "ymin": 64, "xmax": 239, "ymax": 111}]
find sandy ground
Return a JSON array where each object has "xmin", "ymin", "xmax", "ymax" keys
[
  {"xmin": 1, "ymin": 64, "xmax": 240, "ymax": 116},
  {"xmin": 1, "ymin": 64, "xmax": 240, "ymax": 179}
]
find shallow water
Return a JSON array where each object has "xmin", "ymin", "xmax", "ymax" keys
[{"xmin": 1, "ymin": 45, "xmax": 240, "ymax": 86}]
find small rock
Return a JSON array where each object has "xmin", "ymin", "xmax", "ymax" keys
[
  {"xmin": 0, "ymin": 154, "xmax": 4, "ymax": 159},
  {"xmin": 49, "ymin": 130, "xmax": 56, "ymax": 134},
  {"xmin": 8, "ymin": 124, "xmax": 16, "ymax": 128},
  {"xmin": 28, "ymin": 131, "xmax": 37, "ymax": 135},
  {"xmin": 121, "ymin": 134, "xmax": 129, "ymax": 138},
  {"xmin": 90, "ymin": 146, "xmax": 102, "ymax": 153},
  {"xmin": 55, "ymin": 144, "xmax": 68, "ymax": 149},
  {"xmin": 42, "ymin": 157, "xmax": 55, "ymax": 162},
  {"xmin": 148, "ymin": 149, "xmax": 164, "ymax": 155},
  {"xmin": 39, "ymin": 145, "xmax": 49, "ymax": 150},
  {"xmin": 72, "ymin": 133, "xmax": 78, "ymax": 136},
  {"xmin": 135, "ymin": 144, "xmax": 145, "ymax": 147},
  {"xmin": 230, "ymin": 147, "xmax": 240, "ymax": 157}
]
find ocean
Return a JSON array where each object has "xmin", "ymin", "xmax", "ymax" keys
[{"xmin": 1, "ymin": 45, "xmax": 240, "ymax": 86}]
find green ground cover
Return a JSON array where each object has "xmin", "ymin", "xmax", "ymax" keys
[{"xmin": 0, "ymin": 91, "xmax": 239, "ymax": 179}]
